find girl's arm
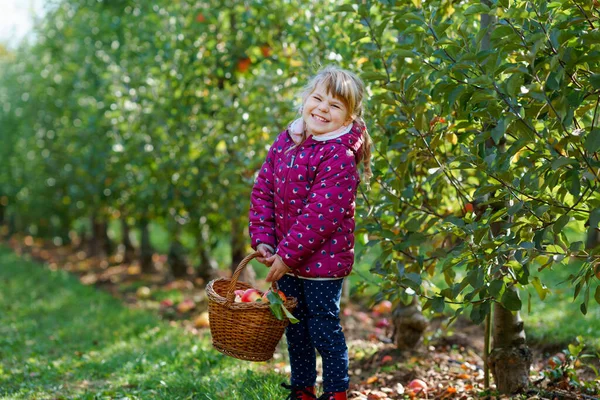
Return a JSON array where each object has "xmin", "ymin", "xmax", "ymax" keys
[
  {"xmin": 248, "ymin": 140, "xmax": 278, "ymax": 252},
  {"xmin": 275, "ymin": 144, "xmax": 358, "ymax": 270}
]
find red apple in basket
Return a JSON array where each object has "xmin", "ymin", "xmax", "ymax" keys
[
  {"xmin": 241, "ymin": 289, "xmax": 261, "ymax": 302},
  {"xmin": 234, "ymin": 289, "xmax": 245, "ymax": 303},
  {"xmin": 261, "ymin": 289, "xmax": 287, "ymax": 303}
]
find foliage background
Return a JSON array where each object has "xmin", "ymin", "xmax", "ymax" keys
[{"xmin": 0, "ymin": 0, "xmax": 599, "ymax": 345}]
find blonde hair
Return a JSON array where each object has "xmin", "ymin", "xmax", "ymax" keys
[{"xmin": 298, "ymin": 65, "xmax": 373, "ymax": 182}]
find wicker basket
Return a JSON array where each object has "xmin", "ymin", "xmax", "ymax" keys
[{"xmin": 206, "ymin": 251, "xmax": 298, "ymax": 362}]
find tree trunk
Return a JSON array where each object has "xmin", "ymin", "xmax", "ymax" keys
[
  {"xmin": 168, "ymin": 230, "xmax": 188, "ymax": 278},
  {"xmin": 0, "ymin": 198, "xmax": 6, "ymax": 238},
  {"xmin": 120, "ymin": 216, "xmax": 135, "ymax": 263},
  {"xmin": 480, "ymin": 2, "xmax": 531, "ymax": 393},
  {"xmin": 230, "ymin": 215, "xmax": 255, "ymax": 286},
  {"xmin": 0, "ymin": 202, "xmax": 5, "ymax": 226},
  {"xmin": 88, "ymin": 213, "xmax": 109, "ymax": 258},
  {"xmin": 8, "ymin": 213, "xmax": 16, "ymax": 237},
  {"xmin": 139, "ymin": 216, "xmax": 155, "ymax": 274},
  {"xmin": 196, "ymin": 223, "xmax": 219, "ymax": 284},
  {"xmin": 392, "ymin": 296, "xmax": 428, "ymax": 350},
  {"xmin": 75, "ymin": 228, "xmax": 87, "ymax": 251},
  {"xmin": 100, "ymin": 220, "xmax": 112, "ymax": 256},
  {"xmin": 489, "ymin": 287, "xmax": 532, "ymax": 394},
  {"xmin": 54, "ymin": 214, "xmax": 71, "ymax": 245},
  {"xmin": 585, "ymin": 222, "xmax": 600, "ymax": 250}
]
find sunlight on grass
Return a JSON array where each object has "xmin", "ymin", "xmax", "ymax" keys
[
  {"xmin": 523, "ymin": 262, "xmax": 600, "ymax": 350},
  {"xmin": 0, "ymin": 246, "xmax": 288, "ymax": 400}
]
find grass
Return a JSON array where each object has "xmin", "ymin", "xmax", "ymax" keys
[
  {"xmin": 0, "ymin": 246, "xmax": 289, "ymax": 400},
  {"xmin": 521, "ymin": 261, "xmax": 600, "ymax": 351}
]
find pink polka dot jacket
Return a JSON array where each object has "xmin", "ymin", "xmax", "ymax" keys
[{"xmin": 249, "ymin": 120, "xmax": 366, "ymax": 279}]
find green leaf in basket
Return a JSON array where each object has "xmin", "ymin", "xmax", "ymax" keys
[
  {"xmin": 281, "ymin": 304, "xmax": 299, "ymax": 324},
  {"xmin": 266, "ymin": 291, "xmax": 283, "ymax": 305},
  {"xmin": 269, "ymin": 303, "xmax": 284, "ymax": 320}
]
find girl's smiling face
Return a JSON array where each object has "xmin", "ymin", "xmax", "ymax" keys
[{"xmin": 302, "ymin": 83, "xmax": 353, "ymax": 136}]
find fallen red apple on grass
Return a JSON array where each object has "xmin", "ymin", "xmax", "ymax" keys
[
  {"xmin": 160, "ymin": 299, "xmax": 174, "ymax": 308},
  {"xmin": 375, "ymin": 318, "xmax": 390, "ymax": 328},
  {"xmin": 136, "ymin": 286, "xmax": 152, "ymax": 299},
  {"xmin": 372, "ymin": 300, "xmax": 392, "ymax": 314},
  {"xmin": 176, "ymin": 299, "xmax": 196, "ymax": 313},
  {"xmin": 407, "ymin": 379, "xmax": 428, "ymax": 395},
  {"xmin": 194, "ymin": 312, "xmax": 210, "ymax": 328}
]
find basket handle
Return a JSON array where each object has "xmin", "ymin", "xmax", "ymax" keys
[{"xmin": 225, "ymin": 251, "xmax": 281, "ymax": 304}]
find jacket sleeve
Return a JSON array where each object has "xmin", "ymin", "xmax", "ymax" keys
[
  {"xmin": 276, "ymin": 144, "xmax": 358, "ymax": 270},
  {"xmin": 248, "ymin": 139, "xmax": 278, "ymax": 251}
]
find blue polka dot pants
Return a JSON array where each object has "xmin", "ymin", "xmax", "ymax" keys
[{"xmin": 278, "ymin": 274, "xmax": 349, "ymax": 393}]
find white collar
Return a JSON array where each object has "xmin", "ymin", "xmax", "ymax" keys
[{"xmin": 288, "ymin": 117, "xmax": 353, "ymax": 144}]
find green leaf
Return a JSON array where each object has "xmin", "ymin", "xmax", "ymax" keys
[
  {"xmin": 361, "ymin": 71, "xmax": 388, "ymax": 81},
  {"xmin": 501, "ymin": 288, "xmax": 522, "ymax": 311},
  {"xmin": 531, "ymin": 277, "xmax": 550, "ymax": 301},
  {"xmin": 432, "ymin": 295, "xmax": 445, "ymax": 313},
  {"xmin": 414, "ymin": 112, "xmax": 427, "ymax": 132},
  {"xmin": 490, "ymin": 25, "xmax": 514, "ymax": 41},
  {"xmin": 507, "ymin": 201, "xmax": 523, "ymax": 216},
  {"xmin": 584, "ymin": 128, "xmax": 600, "ymax": 153},
  {"xmin": 281, "ymin": 304, "xmax": 299, "ymax": 324},
  {"xmin": 394, "ymin": 49, "xmax": 415, "ymax": 58},
  {"xmin": 574, "ymin": 282, "xmax": 582, "ymax": 300},
  {"xmin": 466, "ymin": 269, "xmax": 484, "ymax": 289},
  {"xmin": 546, "ymin": 70, "xmax": 562, "ymax": 91},
  {"xmin": 445, "ymin": 215, "xmax": 465, "ymax": 227},
  {"xmin": 569, "ymin": 241, "xmax": 583, "ymax": 251},
  {"xmin": 590, "ymin": 74, "xmax": 600, "ymax": 90},
  {"xmin": 488, "ymin": 279, "xmax": 505, "ymax": 298},
  {"xmin": 491, "ymin": 118, "xmax": 506, "ymax": 145},
  {"xmin": 474, "ymin": 184, "xmax": 501, "ymax": 197},
  {"xmin": 266, "ymin": 291, "xmax": 283, "ymax": 305},
  {"xmin": 470, "ymin": 301, "xmax": 490, "ymax": 324},
  {"xmin": 405, "ymin": 272, "xmax": 422, "ymax": 286},
  {"xmin": 595, "ymin": 286, "xmax": 600, "ymax": 305},
  {"xmin": 553, "ymin": 214, "xmax": 570, "ymax": 233},
  {"xmin": 448, "ymin": 85, "xmax": 466, "ymax": 106},
  {"xmin": 463, "ymin": 3, "xmax": 491, "ymax": 16},
  {"xmin": 550, "ymin": 157, "xmax": 577, "ymax": 170},
  {"xmin": 506, "ymin": 73, "xmax": 523, "ymax": 97},
  {"xmin": 334, "ymin": 4, "xmax": 356, "ymax": 12},
  {"xmin": 269, "ymin": 303, "xmax": 284, "ymax": 320}
]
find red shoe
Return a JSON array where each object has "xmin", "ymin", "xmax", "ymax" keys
[
  {"xmin": 281, "ymin": 383, "xmax": 316, "ymax": 400},
  {"xmin": 318, "ymin": 392, "xmax": 347, "ymax": 400}
]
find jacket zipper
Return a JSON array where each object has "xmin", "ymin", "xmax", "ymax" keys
[{"xmin": 283, "ymin": 146, "xmax": 301, "ymax": 235}]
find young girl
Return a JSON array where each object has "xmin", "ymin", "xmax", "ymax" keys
[{"xmin": 248, "ymin": 66, "xmax": 372, "ymax": 400}]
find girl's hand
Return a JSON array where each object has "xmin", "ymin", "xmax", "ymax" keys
[
  {"xmin": 256, "ymin": 244, "xmax": 274, "ymax": 266},
  {"xmin": 264, "ymin": 254, "xmax": 291, "ymax": 282}
]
